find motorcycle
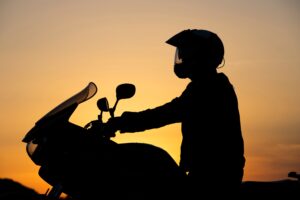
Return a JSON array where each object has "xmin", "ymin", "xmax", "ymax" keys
[
  {"xmin": 22, "ymin": 82, "xmax": 185, "ymax": 200},
  {"xmin": 23, "ymin": 82, "xmax": 299, "ymax": 199}
]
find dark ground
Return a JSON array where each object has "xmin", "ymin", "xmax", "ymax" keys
[{"xmin": 1, "ymin": 177, "xmax": 299, "ymax": 200}]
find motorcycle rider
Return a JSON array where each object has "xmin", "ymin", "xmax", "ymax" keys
[{"xmin": 107, "ymin": 29, "xmax": 245, "ymax": 197}]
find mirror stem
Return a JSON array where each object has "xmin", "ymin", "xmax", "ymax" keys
[
  {"xmin": 98, "ymin": 111, "xmax": 103, "ymax": 123},
  {"xmin": 110, "ymin": 99, "xmax": 119, "ymax": 118}
]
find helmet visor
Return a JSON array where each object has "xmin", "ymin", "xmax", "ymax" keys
[{"xmin": 174, "ymin": 48, "xmax": 183, "ymax": 65}]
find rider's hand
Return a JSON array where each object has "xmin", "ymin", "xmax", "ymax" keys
[{"xmin": 104, "ymin": 117, "xmax": 121, "ymax": 137}]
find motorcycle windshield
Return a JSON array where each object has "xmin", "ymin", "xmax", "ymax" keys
[
  {"xmin": 38, "ymin": 82, "xmax": 97, "ymax": 123},
  {"xmin": 23, "ymin": 82, "xmax": 97, "ymax": 161}
]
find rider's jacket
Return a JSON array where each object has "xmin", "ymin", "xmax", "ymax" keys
[{"xmin": 117, "ymin": 72, "xmax": 245, "ymax": 184}]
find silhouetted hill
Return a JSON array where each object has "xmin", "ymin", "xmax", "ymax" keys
[
  {"xmin": 240, "ymin": 179, "xmax": 300, "ymax": 199},
  {"xmin": 0, "ymin": 178, "xmax": 77, "ymax": 200},
  {"xmin": 0, "ymin": 178, "xmax": 42, "ymax": 200}
]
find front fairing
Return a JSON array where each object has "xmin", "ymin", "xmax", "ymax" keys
[
  {"xmin": 23, "ymin": 103, "xmax": 79, "ymax": 143},
  {"xmin": 22, "ymin": 82, "xmax": 97, "ymax": 163}
]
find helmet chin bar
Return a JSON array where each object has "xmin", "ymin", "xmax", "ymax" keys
[{"xmin": 174, "ymin": 63, "xmax": 190, "ymax": 79}]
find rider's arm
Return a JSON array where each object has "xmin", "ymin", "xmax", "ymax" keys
[{"xmin": 117, "ymin": 97, "xmax": 183, "ymax": 133}]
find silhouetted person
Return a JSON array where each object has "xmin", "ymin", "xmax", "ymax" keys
[{"xmin": 107, "ymin": 29, "xmax": 245, "ymax": 197}]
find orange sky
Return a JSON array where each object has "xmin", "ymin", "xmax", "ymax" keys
[{"xmin": 0, "ymin": 0, "xmax": 300, "ymax": 194}]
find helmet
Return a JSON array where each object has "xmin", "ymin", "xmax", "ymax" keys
[{"xmin": 166, "ymin": 29, "xmax": 224, "ymax": 67}]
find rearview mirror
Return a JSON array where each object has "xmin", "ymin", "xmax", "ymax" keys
[
  {"xmin": 109, "ymin": 83, "xmax": 136, "ymax": 118},
  {"xmin": 97, "ymin": 98, "xmax": 109, "ymax": 112},
  {"xmin": 116, "ymin": 83, "xmax": 136, "ymax": 100}
]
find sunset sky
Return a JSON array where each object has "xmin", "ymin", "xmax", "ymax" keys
[{"xmin": 0, "ymin": 0, "xmax": 299, "ymax": 193}]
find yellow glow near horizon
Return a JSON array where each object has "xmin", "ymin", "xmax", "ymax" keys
[{"xmin": 1, "ymin": 0, "xmax": 299, "ymax": 194}]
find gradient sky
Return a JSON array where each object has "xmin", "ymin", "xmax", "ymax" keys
[{"xmin": 0, "ymin": 0, "xmax": 299, "ymax": 193}]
